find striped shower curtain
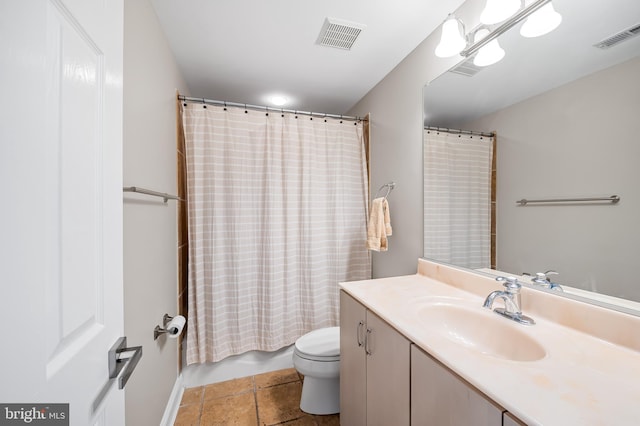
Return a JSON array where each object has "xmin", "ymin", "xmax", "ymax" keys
[
  {"xmin": 423, "ymin": 129, "xmax": 494, "ymax": 269},
  {"xmin": 182, "ymin": 103, "xmax": 371, "ymax": 364}
]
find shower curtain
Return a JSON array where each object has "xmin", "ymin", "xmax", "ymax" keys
[
  {"xmin": 423, "ymin": 129, "xmax": 494, "ymax": 269},
  {"xmin": 182, "ymin": 103, "xmax": 371, "ymax": 364}
]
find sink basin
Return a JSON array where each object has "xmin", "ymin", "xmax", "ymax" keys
[{"xmin": 418, "ymin": 304, "xmax": 546, "ymax": 362}]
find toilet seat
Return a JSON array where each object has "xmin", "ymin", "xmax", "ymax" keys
[{"xmin": 294, "ymin": 326, "xmax": 340, "ymax": 362}]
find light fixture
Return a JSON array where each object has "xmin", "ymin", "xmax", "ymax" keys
[
  {"xmin": 472, "ymin": 29, "xmax": 505, "ymax": 66},
  {"xmin": 434, "ymin": 0, "xmax": 561, "ymax": 66},
  {"xmin": 270, "ymin": 95, "xmax": 288, "ymax": 106},
  {"xmin": 520, "ymin": 2, "xmax": 562, "ymax": 38},
  {"xmin": 435, "ymin": 15, "xmax": 466, "ymax": 58},
  {"xmin": 480, "ymin": 0, "xmax": 521, "ymax": 25}
]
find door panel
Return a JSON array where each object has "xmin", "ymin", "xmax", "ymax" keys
[
  {"xmin": 366, "ymin": 312, "xmax": 410, "ymax": 426},
  {"xmin": 45, "ymin": 0, "xmax": 105, "ymax": 375},
  {"xmin": 339, "ymin": 291, "xmax": 367, "ymax": 426}
]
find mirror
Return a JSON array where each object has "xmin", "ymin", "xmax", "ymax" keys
[{"xmin": 423, "ymin": 0, "xmax": 640, "ymax": 311}]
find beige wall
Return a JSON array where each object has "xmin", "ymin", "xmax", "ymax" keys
[
  {"xmin": 348, "ymin": 0, "xmax": 479, "ymax": 278},
  {"xmin": 123, "ymin": 0, "xmax": 190, "ymax": 424},
  {"xmin": 464, "ymin": 57, "xmax": 640, "ymax": 301}
]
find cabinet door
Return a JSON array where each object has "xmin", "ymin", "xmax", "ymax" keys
[
  {"xmin": 366, "ymin": 311, "xmax": 411, "ymax": 426},
  {"xmin": 411, "ymin": 345, "xmax": 503, "ymax": 426},
  {"xmin": 340, "ymin": 291, "xmax": 367, "ymax": 426}
]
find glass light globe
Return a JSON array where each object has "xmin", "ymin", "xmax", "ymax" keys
[
  {"xmin": 520, "ymin": 3, "xmax": 562, "ymax": 38},
  {"xmin": 480, "ymin": 0, "xmax": 521, "ymax": 25},
  {"xmin": 435, "ymin": 17, "xmax": 466, "ymax": 58},
  {"xmin": 473, "ymin": 29, "xmax": 505, "ymax": 67}
]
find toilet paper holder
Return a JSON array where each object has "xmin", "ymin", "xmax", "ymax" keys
[{"xmin": 154, "ymin": 314, "xmax": 182, "ymax": 340}]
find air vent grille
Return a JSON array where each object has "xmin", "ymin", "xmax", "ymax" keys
[
  {"xmin": 594, "ymin": 23, "xmax": 640, "ymax": 49},
  {"xmin": 317, "ymin": 18, "xmax": 366, "ymax": 50},
  {"xmin": 448, "ymin": 58, "xmax": 484, "ymax": 77}
]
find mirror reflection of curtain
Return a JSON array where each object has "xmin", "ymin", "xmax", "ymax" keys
[
  {"xmin": 423, "ymin": 129, "xmax": 494, "ymax": 269},
  {"xmin": 181, "ymin": 103, "xmax": 371, "ymax": 364}
]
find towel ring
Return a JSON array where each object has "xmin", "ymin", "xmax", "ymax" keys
[{"xmin": 375, "ymin": 182, "xmax": 396, "ymax": 199}]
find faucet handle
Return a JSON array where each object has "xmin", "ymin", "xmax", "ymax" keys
[{"xmin": 495, "ymin": 276, "xmax": 521, "ymax": 293}]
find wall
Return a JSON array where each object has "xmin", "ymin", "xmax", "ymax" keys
[
  {"xmin": 348, "ymin": 0, "xmax": 480, "ymax": 278},
  {"xmin": 463, "ymin": 57, "xmax": 640, "ymax": 301},
  {"xmin": 123, "ymin": 0, "xmax": 190, "ymax": 424}
]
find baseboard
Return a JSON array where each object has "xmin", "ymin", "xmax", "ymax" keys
[{"xmin": 160, "ymin": 373, "xmax": 184, "ymax": 426}]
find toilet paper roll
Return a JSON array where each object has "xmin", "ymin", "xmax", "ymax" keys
[{"xmin": 166, "ymin": 315, "xmax": 186, "ymax": 339}]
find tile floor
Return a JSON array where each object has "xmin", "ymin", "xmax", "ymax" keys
[{"xmin": 174, "ymin": 368, "xmax": 340, "ymax": 426}]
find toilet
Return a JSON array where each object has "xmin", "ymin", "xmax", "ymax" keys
[{"xmin": 292, "ymin": 326, "xmax": 340, "ymax": 415}]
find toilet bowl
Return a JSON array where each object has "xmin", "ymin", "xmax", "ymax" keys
[{"xmin": 292, "ymin": 326, "xmax": 340, "ymax": 415}]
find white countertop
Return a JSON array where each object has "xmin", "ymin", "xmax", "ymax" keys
[{"xmin": 340, "ymin": 260, "xmax": 640, "ymax": 425}]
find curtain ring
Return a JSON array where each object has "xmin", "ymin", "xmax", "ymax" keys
[
  {"xmin": 244, "ymin": 104, "xmax": 248, "ymax": 113},
  {"xmin": 223, "ymin": 101, "xmax": 227, "ymax": 111}
]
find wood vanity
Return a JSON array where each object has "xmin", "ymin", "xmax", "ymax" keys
[{"xmin": 339, "ymin": 259, "xmax": 640, "ymax": 425}]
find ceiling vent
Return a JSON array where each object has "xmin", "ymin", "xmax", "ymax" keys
[
  {"xmin": 448, "ymin": 57, "xmax": 485, "ymax": 77},
  {"xmin": 317, "ymin": 17, "xmax": 366, "ymax": 50},
  {"xmin": 594, "ymin": 23, "xmax": 640, "ymax": 49}
]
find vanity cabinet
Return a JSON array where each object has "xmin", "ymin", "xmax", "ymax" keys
[
  {"xmin": 340, "ymin": 290, "xmax": 411, "ymax": 426},
  {"xmin": 411, "ymin": 344, "xmax": 504, "ymax": 425}
]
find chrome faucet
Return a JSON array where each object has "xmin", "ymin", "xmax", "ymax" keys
[
  {"xmin": 531, "ymin": 270, "xmax": 563, "ymax": 291},
  {"xmin": 483, "ymin": 277, "xmax": 535, "ymax": 325}
]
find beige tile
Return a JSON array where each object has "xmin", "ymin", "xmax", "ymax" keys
[
  {"xmin": 256, "ymin": 381, "xmax": 304, "ymax": 425},
  {"xmin": 255, "ymin": 368, "xmax": 300, "ymax": 389},
  {"xmin": 174, "ymin": 403, "xmax": 201, "ymax": 426},
  {"xmin": 204, "ymin": 376, "xmax": 254, "ymax": 400},
  {"xmin": 312, "ymin": 414, "xmax": 340, "ymax": 426},
  {"xmin": 269, "ymin": 414, "xmax": 317, "ymax": 425},
  {"xmin": 181, "ymin": 386, "xmax": 204, "ymax": 406},
  {"xmin": 200, "ymin": 392, "xmax": 257, "ymax": 426}
]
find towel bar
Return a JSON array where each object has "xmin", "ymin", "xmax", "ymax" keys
[
  {"xmin": 516, "ymin": 195, "xmax": 620, "ymax": 205},
  {"xmin": 123, "ymin": 186, "xmax": 179, "ymax": 203}
]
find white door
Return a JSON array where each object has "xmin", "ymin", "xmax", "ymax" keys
[{"xmin": 1, "ymin": 0, "xmax": 127, "ymax": 424}]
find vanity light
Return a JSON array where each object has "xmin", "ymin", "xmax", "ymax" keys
[
  {"xmin": 480, "ymin": 0, "xmax": 521, "ymax": 25},
  {"xmin": 435, "ymin": 15, "xmax": 466, "ymax": 58},
  {"xmin": 434, "ymin": 0, "xmax": 561, "ymax": 65},
  {"xmin": 473, "ymin": 29, "xmax": 505, "ymax": 66},
  {"xmin": 520, "ymin": 2, "xmax": 562, "ymax": 38}
]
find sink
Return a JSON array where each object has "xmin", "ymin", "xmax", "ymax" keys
[{"xmin": 418, "ymin": 304, "xmax": 546, "ymax": 362}]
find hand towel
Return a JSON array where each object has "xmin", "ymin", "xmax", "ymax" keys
[{"xmin": 366, "ymin": 197, "xmax": 392, "ymax": 251}]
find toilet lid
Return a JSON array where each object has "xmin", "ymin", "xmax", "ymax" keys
[{"xmin": 295, "ymin": 327, "xmax": 340, "ymax": 358}]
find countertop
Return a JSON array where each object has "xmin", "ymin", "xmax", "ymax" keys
[{"xmin": 339, "ymin": 259, "xmax": 640, "ymax": 425}]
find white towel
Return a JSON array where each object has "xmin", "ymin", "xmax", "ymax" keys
[{"xmin": 366, "ymin": 197, "xmax": 392, "ymax": 251}]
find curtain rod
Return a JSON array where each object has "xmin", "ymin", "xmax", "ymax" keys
[
  {"xmin": 425, "ymin": 126, "xmax": 495, "ymax": 138},
  {"xmin": 179, "ymin": 96, "xmax": 366, "ymax": 122}
]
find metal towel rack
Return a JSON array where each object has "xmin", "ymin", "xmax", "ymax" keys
[
  {"xmin": 516, "ymin": 195, "xmax": 620, "ymax": 206},
  {"xmin": 123, "ymin": 186, "xmax": 179, "ymax": 203},
  {"xmin": 375, "ymin": 182, "xmax": 396, "ymax": 199}
]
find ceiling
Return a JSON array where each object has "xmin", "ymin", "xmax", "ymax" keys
[{"xmin": 150, "ymin": 0, "xmax": 466, "ymax": 114}]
